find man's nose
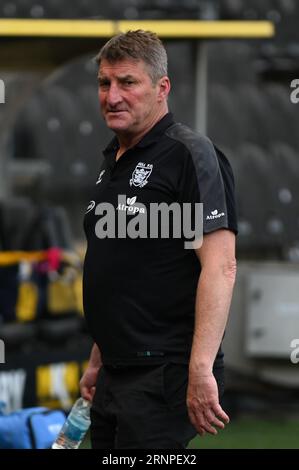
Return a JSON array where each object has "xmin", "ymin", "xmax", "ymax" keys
[{"xmin": 107, "ymin": 83, "xmax": 122, "ymax": 106}]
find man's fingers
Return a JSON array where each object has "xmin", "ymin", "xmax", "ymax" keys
[
  {"xmin": 80, "ymin": 385, "xmax": 95, "ymax": 402},
  {"xmin": 188, "ymin": 408, "xmax": 198, "ymax": 430},
  {"xmin": 188, "ymin": 409, "xmax": 206, "ymax": 435},
  {"xmin": 90, "ymin": 386, "xmax": 96, "ymax": 401},
  {"xmin": 189, "ymin": 407, "xmax": 218, "ymax": 435},
  {"xmin": 187, "ymin": 373, "xmax": 230, "ymax": 436},
  {"xmin": 188, "ymin": 405, "xmax": 230, "ymax": 435},
  {"xmin": 81, "ymin": 388, "xmax": 92, "ymax": 401},
  {"xmin": 204, "ymin": 409, "xmax": 225, "ymax": 429},
  {"xmin": 212, "ymin": 404, "xmax": 230, "ymax": 424},
  {"xmin": 200, "ymin": 420, "xmax": 218, "ymax": 435}
]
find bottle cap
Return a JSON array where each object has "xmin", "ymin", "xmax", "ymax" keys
[{"xmin": 81, "ymin": 398, "xmax": 91, "ymax": 408}]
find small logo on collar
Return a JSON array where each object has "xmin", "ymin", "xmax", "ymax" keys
[
  {"xmin": 96, "ymin": 170, "xmax": 105, "ymax": 185},
  {"xmin": 130, "ymin": 162, "xmax": 153, "ymax": 188},
  {"xmin": 86, "ymin": 200, "xmax": 95, "ymax": 213}
]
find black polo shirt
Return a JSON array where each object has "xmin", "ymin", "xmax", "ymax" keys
[{"xmin": 83, "ymin": 113, "xmax": 237, "ymax": 367}]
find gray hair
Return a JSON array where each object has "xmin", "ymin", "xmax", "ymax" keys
[{"xmin": 95, "ymin": 30, "xmax": 168, "ymax": 84}]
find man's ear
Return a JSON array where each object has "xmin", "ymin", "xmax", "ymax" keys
[{"xmin": 157, "ymin": 76, "xmax": 171, "ymax": 102}]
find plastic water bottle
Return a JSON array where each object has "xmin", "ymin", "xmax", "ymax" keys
[{"xmin": 52, "ymin": 398, "xmax": 91, "ymax": 449}]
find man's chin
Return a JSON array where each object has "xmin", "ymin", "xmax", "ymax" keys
[
  {"xmin": 107, "ymin": 124, "xmax": 128, "ymax": 133},
  {"xmin": 105, "ymin": 117, "xmax": 131, "ymax": 132}
]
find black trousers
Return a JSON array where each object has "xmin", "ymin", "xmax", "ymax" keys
[{"xmin": 91, "ymin": 362, "xmax": 225, "ymax": 449}]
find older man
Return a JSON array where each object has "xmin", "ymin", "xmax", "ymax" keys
[{"xmin": 80, "ymin": 30, "xmax": 237, "ymax": 449}]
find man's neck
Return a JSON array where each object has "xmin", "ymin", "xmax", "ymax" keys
[{"xmin": 115, "ymin": 109, "xmax": 168, "ymax": 161}]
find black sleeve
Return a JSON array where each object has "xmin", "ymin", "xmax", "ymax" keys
[
  {"xmin": 212, "ymin": 144, "xmax": 238, "ymax": 235},
  {"xmin": 177, "ymin": 135, "xmax": 238, "ymax": 236}
]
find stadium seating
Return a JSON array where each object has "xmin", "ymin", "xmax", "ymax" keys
[
  {"xmin": 265, "ymin": 85, "xmax": 299, "ymax": 148},
  {"xmin": 0, "ymin": 0, "xmax": 299, "ymax": 31},
  {"xmin": 230, "ymin": 140, "xmax": 299, "ymax": 255},
  {"xmin": 234, "ymin": 144, "xmax": 276, "ymax": 251},
  {"xmin": 0, "ymin": 322, "xmax": 37, "ymax": 350},
  {"xmin": 0, "ymin": 197, "xmax": 38, "ymax": 251},
  {"xmin": 268, "ymin": 142, "xmax": 299, "ymax": 248},
  {"xmin": 0, "ymin": 0, "xmax": 124, "ymax": 19},
  {"xmin": 10, "ymin": 84, "xmax": 107, "ymax": 198},
  {"xmin": 208, "ymin": 83, "xmax": 243, "ymax": 149},
  {"xmin": 0, "ymin": 198, "xmax": 73, "ymax": 251},
  {"xmin": 0, "ymin": 197, "xmax": 85, "ymax": 350},
  {"xmin": 220, "ymin": 0, "xmax": 296, "ymax": 20}
]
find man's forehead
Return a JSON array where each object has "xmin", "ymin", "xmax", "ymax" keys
[{"xmin": 98, "ymin": 59, "xmax": 148, "ymax": 76}]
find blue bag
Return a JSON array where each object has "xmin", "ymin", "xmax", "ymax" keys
[{"xmin": 0, "ymin": 406, "xmax": 66, "ymax": 449}]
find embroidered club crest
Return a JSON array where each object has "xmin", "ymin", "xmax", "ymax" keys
[{"xmin": 130, "ymin": 162, "xmax": 153, "ymax": 188}]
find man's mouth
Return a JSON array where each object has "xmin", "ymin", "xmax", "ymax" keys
[{"xmin": 107, "ymin": 110, "xmax": 127, "ymax": 113}]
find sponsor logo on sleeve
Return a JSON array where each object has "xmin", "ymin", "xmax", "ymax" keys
[{"xmin": 206, "ymin": 209, "xmax": 225, "ymax": 220}]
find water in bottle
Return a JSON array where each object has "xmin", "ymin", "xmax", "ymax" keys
[{"xmin": 52, "ymin": 397, "xmax": 91, "ymax": 449}]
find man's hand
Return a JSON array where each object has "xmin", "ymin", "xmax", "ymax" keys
[
  {"xmin": 186, "ymin": 370, "xmax": 229, "ymax": 436},
  {"xmin": 80, "ymin": 366, "xmax": 100, "ymax": 402}
]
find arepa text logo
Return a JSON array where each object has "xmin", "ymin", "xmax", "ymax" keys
[
  {"xmin": 0, "ymin": 339, "xmax": 5, "ymax": 363},
  {"xmin": 0, "ymin": 79, "xmax": 5, "ymax": 104}
]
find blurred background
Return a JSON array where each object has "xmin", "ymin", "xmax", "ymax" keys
[{"xmin": 0, "ymin": 0, "xmax": 299, "ymax": 449}]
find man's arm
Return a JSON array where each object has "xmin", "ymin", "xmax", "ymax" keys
[
  {"xmin": 80, "ymin": 343, "xmax": 103, "ymax": 402},
  {"xmin": 187, "ymin": 229, "xmax": 237, "ymax": 436}
]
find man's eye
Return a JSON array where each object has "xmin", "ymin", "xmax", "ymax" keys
[
  {"xmin": 98, "ymin": 80, "xmax": 110, "ymax": 88},
  {"xmin": 124, "ymin": 80, "xmax": 134, "ymax": 85}
]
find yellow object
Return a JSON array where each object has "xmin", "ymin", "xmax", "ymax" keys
[
  {"xmin": 36, "ymin": 364, "xmax": 51, "ymax": 400},
  {"xmin": 48, "ymin": 278, "xmax": 77, "ymax": 314},
  {"xmin": 64, "ymin": 362, "xmax": 80, "ymax": 396},
  {"xmin": 73, "ymin": 274, "xmax": 84, "ymax": 316},
  {"xmin": 0, "ymin": 250, "xmax": 81, "ymax": 266},
  {"xmin": 36, "ymin": 362, "xmax": 80, "ymax": 408},
  {"xmin": 15, "ymin": 281, "xmax": 38, "ymax": 322},
  {"xmin": 118, "ymin": 20, "xmax": 275, "ymax": 38},
  {"xmin": 0, "ymin": 19, "xmax": 274, "ymax": 38},
  {"xmin": 0, "ymin": 251, "xmax": 46, "ymax": 266}
]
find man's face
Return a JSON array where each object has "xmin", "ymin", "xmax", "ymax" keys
[{"xmin": 97, "ymin": 59, "xmax": 165, "ymax": 135}]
